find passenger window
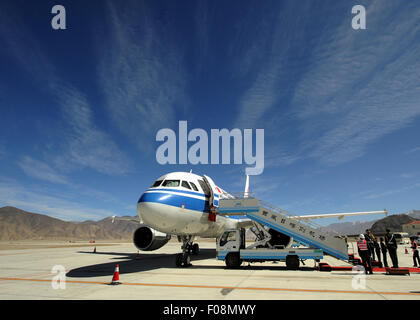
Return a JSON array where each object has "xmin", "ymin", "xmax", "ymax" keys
[
  {"xmin": 189, "ymin": 182, "xmax": 199, "ymax": 191},
  {"xmin": 181, "ymin": 181, "xmax": 191, "ymax": 189},
  {"xmin": 151, "ymin": 180, "xmax": 163, "ymax": 188},
  {"xmin": 162, "ymin": 180, "xmax": 180, "ymax": 187}
]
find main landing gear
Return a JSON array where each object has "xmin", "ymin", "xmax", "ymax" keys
[{"xmin": 175, "ymin": 236, "xmax": 200, "ymax": 267}]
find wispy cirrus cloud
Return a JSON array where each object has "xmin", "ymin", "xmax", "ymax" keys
[
  {"xmin": 233, "ymin": 1, "xmax": 312, "ymax": 129},
  {"xmin": 407, "ymin": 146, "xmax": 420, "ymax": 154},
  {"xmin": 0, "ymin": 4, "xmax": 131, "ymax": 177},
  {"xmin": 0, "ymin": 178, "xmax": 119, "ymax": 221},
  {"xmin": 51, "ymin": 84, "xmax": 132, "ymax": 175},
  {"xmin": 364, "ymin": 182, "xmax": 420, "ymax": 200},
  {"xmin": 232, "ymin": 1, "xmax": 420, "ymax": 167},
  {"xmin": 291, "ymin": 1, "xmax": 420, "ymax": 165},
  {"xmin": 98, "ymin": 0, "xmax": 189, "ymax": 154},
  {"xmin": 18, "ymin": 156, "xmax": 69, "ymax": 185}
]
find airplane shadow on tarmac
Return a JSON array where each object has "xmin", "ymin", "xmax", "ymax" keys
[
  {"xmin": 66, "ymin": 248, "xmax": 317, "ymax": 278},
  {"xmin": 66, "ymin": 249, "xmax": 218, "ymax": 278}
]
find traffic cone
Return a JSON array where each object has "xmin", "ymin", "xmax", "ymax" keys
[
  {"xmin": 93, "ymin": 246, "xmax": 96, "ymax": 253},
  {"xmin": 109, "ymin": 264, "xmax": 121, "ymax": 285},
  {"xmin": 135, "ymin": 251, "xmax": 140, "ymax": 259}
]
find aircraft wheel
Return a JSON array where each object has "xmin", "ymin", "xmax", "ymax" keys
[
  {"xmin": 225, "ymin": 253, "xmax": 242, "ymax": 269},
  {"xmin": 181, "ymin": 253, "xmax": 191, "ymax": 267},
  {"xmin": 192, "ymin": 243, "xmax": 200, "ymax": 255},
  {"xmin": 175, "ymin": 253, "xmax": 184, "ymax": 267},
  {"xmin": 286, "ymin": 255, "xmax": 300, "ymax": 270}
]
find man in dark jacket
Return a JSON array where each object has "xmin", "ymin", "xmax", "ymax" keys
[
  {"xmin": 385, "ymin": 229, "xmax": 399, "ymax": 268},
  {"xmin": 364, "ymin": 229, "xmax": 375, "ymax": 261},
  {"xmin": 380, "ymin": 237, "xmax": 388, "ymax": 268},
  {"xmin": 411, "ymin": 237, "xmax": 420, "ymax": 267},
  {"xmin": 373, "ymin": 238, "xmax": 381, "ymax": 266}
]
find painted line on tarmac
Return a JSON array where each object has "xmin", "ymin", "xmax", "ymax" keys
[{"xmin": 1, "ymin": 277, "xmax": 419, "ymax": 296}]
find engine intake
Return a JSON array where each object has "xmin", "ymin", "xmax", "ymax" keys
[{"xmin": 133, "ymin": 225, "xmax": 171, "ymax": 251}]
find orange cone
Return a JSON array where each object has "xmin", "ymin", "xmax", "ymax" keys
[{"xmin": 109, "ymin": 264, "xmax": 121, "ymax": 285}]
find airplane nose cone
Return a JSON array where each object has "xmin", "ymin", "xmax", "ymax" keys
[
  {"xmin": 136, "ymin": 193, "xmax": 148, "ymax": 221},
  {"xmin": 136, "ymin": 192, "xmax": 177, "ymax": 231}
]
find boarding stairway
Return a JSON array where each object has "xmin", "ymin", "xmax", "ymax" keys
[{"xmin": 217, "ymin": 195, "xmax": 348, "ymax": 261}]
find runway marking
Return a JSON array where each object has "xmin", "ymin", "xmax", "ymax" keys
[{"xmin": 1, "ymin": 277, "xmax": 420, "ymax": 296}]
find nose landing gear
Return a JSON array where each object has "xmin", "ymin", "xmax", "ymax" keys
[{"xmin": 175, "ymin": 236, "xmax": 199, "ymax": 267}]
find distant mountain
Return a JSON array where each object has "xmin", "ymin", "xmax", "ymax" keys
[
  {"xmin": 371, "ymin": 214, "xmax": 417, "ymax": 234},
  {"xmin": 2, "ymin": 206, "xmax": 419, "ymax": 241},
  {"xmin": 0, "ymin": 206, "xmax": 139, "ymax": 240},
  {"xmin": 320, "ymin": 219, "xmax": 378, "ymax": 235},
  {"xmin": 320, "ymin": 212, "xmax": 420, "ymax": 236}
]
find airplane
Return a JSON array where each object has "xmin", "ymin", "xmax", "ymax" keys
[{"xmin": 133, "ymin": 171, "xmax": 387, "ymax": 267}]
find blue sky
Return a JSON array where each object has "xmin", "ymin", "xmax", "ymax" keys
[{"xmin": 0, "ymin": 0, "xmax": 419, "ymax": 224}]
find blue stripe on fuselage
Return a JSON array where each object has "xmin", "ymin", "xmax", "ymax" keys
[
  {"xmin": 144, "ymin": 188, "xmax": 219, "ymax": 199},
  {"xmin": 138, "ymin": 191, "xmax": 211, "ymax": 213}
]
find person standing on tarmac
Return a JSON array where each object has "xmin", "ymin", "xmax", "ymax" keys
[
  {"xmin": 380, "ymin": 237, "xmax": 388, "ymax": 268},
  {"xmin": 410, "ymin": 237, "xmax": 420, "ymax": 267},
  {"xmin": 368, "ymin": 230, "xmax": 376, "ymax": 261},
  {"xmin": 357, "ymin": 234, "xmax": 373, "ymax": 274},
  {"xmin": 364, "ymin": 229, "xmax": 375, "ymax": 261},
  {"xmin": 385, "ymin": 229, "xmax": 399, "ymax": 268}
]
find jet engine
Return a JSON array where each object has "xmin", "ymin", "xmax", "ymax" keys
[
  {"xmin": 267, "ymin": 228, "xmax": 293, "ymax": 248},
  {"xmin": 133, "ymin": 224, "xmax": 171, "ymax": 251}
]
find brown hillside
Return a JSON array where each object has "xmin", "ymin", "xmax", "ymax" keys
[{"xmin": 0, "ymin": 206, "xmax": 139, "ymax": 240}]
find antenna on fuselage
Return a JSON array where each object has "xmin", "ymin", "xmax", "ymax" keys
[{"xmin": 189, "ymin": 169, "xmax": 192, "ymax": 173}]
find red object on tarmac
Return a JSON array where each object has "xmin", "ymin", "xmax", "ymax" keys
[
  {"xmin": 385, "ymin": 267, "xmax": 410, "ymax": 275},
  {"xmin": 405, "ymin": 248, "xmax": 409, "ymax": 254},
  {"xmin": 110, "ymin": 264, "xmax": 121, "ymax": 285},
  {"xmin": 208, "ymin": 212, "xmax": 216, "ymax": 222},
  {"xmin": 135, "ymin": 251, "xmax": 140, "ymax": 259},
  {"xmin": 93, "ymin": 246, "xmax": 96, "ymax": 253},
  {"xmin": 319, "ymin": 262, "xmax": 332, "ymax": 272},
  {"xmin": 371, "ymin": 260, "xmax": 382, "ymax": 268}
]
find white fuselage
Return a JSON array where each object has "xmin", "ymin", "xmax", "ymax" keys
[{"xmin": 136, "ymin": 172, "xmax": 240, "ymax": 237}]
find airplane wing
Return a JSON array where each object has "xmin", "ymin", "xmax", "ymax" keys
[
  {"xmin": 111, "ymin": 215, "xmax": 141, "ymax": 224},
  {"xmin": 291, "ymin": 210, "xmax": 388, "ymax": 221},
  {"xmin": 217, "ymin": 187, "xmax": 236, "ymax": 199}
]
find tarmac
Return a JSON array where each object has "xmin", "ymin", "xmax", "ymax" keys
[{"xmin": 0, "ymin": 240, "xmax": 419, "ymax": 300}]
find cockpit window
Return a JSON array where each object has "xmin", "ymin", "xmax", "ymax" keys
[
  {"xmin": 189, "ymin": 182, "xmax": 199, "ymax": 191},
  {"xmin": 151, "ymin": 180, "xmax": 163, "ymax": 188},
  {"xmin": 162, "ymin": 180, "xmax": 180, "ymax": 187},
  {"xmin": 181, "ymin": 181, "xmax": 191, "ymax": 189}
]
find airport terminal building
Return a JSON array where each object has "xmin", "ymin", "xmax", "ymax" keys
[{"xmin": 402, "ymin": 221, "xmax": 420, "ymax": 236}]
